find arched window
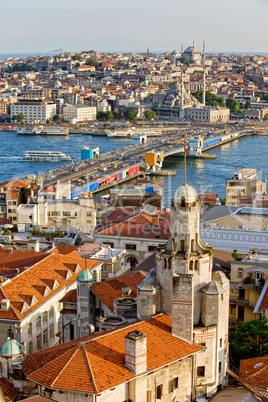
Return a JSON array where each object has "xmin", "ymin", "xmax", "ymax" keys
[
  {"xmin": 49, "ymin": 306, "xmax": 54, "ymax": 320},
  {"xmin": 43, "ymin": 311, "xmax": 48, "ymax": 323},
  {"xmin": 36, "ymin": 316, "xmax": 41, "ymax": 328},
  {"xmin": 0, "ymin": 362, "xmax": 2, "ymax": 373},
  {"xmin": 7, "ymin": 328, "xmax": 14, "ymax": 339},
  {"xmin": 28, "ymin": 323, "xmax": 32, "ymax": 335}
]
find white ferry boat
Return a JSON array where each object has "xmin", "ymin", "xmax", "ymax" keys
[
  {"xmin": 105, "ymin": 128, "xmax": 135, "ymax": 138},
  {"xmin": 17, "ymin": 126, "xmax": 69, "ymax": 136},
  {"xmin": 23, "ymin": 150, "xmax": 73, "ymax": 162}
]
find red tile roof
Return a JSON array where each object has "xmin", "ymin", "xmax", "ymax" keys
[
  {"xmin": 22, "ymin": 313, "xmax": 203, "ymax": 394},
  {"xmin": 0, "ymin": 249, "xmax": 48, "ymax": 276},
  {"xmin": 97, "ymin": 207, "xmax": 170, "ymax": 240},
  {"xmin": 91, "ymin": 270, "xmax": 146, "ymax": 311},
  {"xmin": 0, "ymin": 179, "xmax": 29, "ymax": 189},
  {"xmin": 59, "ymin": 288, "xmax": 77, "ymax": 303},
  {"xmin": 55, "ymin": 245, "xmax": 78, "ymax": 255},
  {"xmin": 240, "ymin": 356, "xmax": 268, "ymax": 391},
  {"xmin": 0, "ymin": 377, "xmax": 18, "ymax": 401},
  {"xmin": 0, "ymin": 253, "xmax": 100, "ymax": 320}
]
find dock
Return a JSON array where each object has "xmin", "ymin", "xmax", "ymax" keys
[{"xmin": 149, "ymin": 170, "xmax": 177, "ymax": 176}]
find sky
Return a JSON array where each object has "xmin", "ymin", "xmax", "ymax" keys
[{"xmin": 1, "ymin": 0, "xmax": 267, "ymax": 55}]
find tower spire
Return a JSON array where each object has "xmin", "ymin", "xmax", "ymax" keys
[{"xmin": 203, "ymin": 40, "xmax": 206, "ymax": 105}]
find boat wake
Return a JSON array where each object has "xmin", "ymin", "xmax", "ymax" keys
[{"xmin": 0, "ymin": 156, "xmax": 23, "ymax": 161}]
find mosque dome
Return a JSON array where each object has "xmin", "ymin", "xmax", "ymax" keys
[
  {"xmin": 77, "ymin": 268, "xmax": 95, "ymax": 282},
  {"xmin": 170, "ymin": 82, "xmax": 181, "ymax": 92},
  {"xmin": 174, "ymin": 184, "xmax": 197, "ymax": 205},
  {"xmin": 1, "ymin": 339, "xmax": 22, "ymax": 357}
]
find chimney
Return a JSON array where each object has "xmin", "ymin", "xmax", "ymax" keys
[
  {"xmin": 34, "ymin": 241, "xmax": 40, "ymax": 252},
  {"xmin": 152, "ymin": 216, "xmax": 159, "ymax": 226},
  {"xmin": 125, "ymin": 330, "xmax": 147, "ymax": 375},
  {"xmin": 1, "ymin": 299, "xmax": 10, "ymax": 311}
]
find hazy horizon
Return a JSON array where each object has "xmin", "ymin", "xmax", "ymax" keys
[{"xmin": 0, "ymin": 0, "xmax": 267, "ymax": 55}]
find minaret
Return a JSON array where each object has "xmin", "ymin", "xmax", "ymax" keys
[
  {"xmin": 180, "ymin": 67, "xmax": 185, "ymax": 119},
  {"xmin": 181, "ymin": 43, "xmax": 183, "ymax": 56},
  {"xmin": 202, "ymin": 40, "xmax": 206, "ymax": 106},
  {"xmin": 193, "ymin": 40, "xmax": 195, "ymax": 63}
]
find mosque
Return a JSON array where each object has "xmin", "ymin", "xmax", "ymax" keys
[{"xmin": 154, "ymin": 41, "xmax": 230, "ymax": 122}]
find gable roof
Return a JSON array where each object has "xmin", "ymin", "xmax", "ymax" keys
[
  {"xmin": 0, "ymin": 253, "xmax": 100, "ymax": 320},
  {"xmin": 22, "ymin": 313, "xmax": 202, "ymax": 394},
  {"xmin": 0, "ymin": 179, "xmax": 29, "ymax": 189},
  {"xmin": 90, "ymin": 270, "xmax": 146, "ymax": 311},
  {"xmin": 97, "ymin": 207, "xmax": 170, "ymax": 240},
  {"xmin": 0, "ymin": 249, "xmax": 48, "ymax": 277}
]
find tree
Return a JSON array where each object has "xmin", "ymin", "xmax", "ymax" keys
[
  {"xmin": 229, "ymin": 318, "xmax": 268, "ymax": 370},
  {"xmin": 12, "ymin": 113, "xmax": 25, "ymax": 123},
  {"xmin": 71, "ymin": 54, "xmax": 82, "ymax": 61},
  {"xmin": 50, "ymin": 67, "xmax": 56, "ymax": 72},
  {"xmin": 86, "ymin": 58, "xmax": 100, "ymax": 68},
  {"xmin": 12, "ymin": 63, "xmax": 35, "ymax": 72},
  {"xmin": 165, "ymin": 55, "xmax": 172, "ymax": 61},
  {"xmin": 244, "ymin": 100, "xmax": 252, "ymax": 109},
  {"xmin": 180, "ymin": 56, "xmax": 191, "ymax": 65},
  {"xmin": 124, "ymin": 109, "xmax": 137, "ymax": 121},
  {"xmin": 193, "ymin": 91, "xmax": 225, "ymax": 107},
  {"xmin": 106, "ymin": 111, "xmax": 114, "ymax": 120},
  {"xmin": 75, "ymin": 62, "xmax": 80, "ymax": 67},
  {"xmin": 144, "ymin": 110, "xmax": 156, "ymax": 120},
  {"xmin": 226, "ymin": 98, "xmax": 243, "ymax": 114},
  {"xmin": 220, "ymin": 197, "xmax": 225, "ymax": 205},
  {"xmin": 231, "ymin": 250, "xmax": 242, "ymax": 261},
  {"xmin": 263, "ymin": 114, "xmax": 268, "ymax": 121}
]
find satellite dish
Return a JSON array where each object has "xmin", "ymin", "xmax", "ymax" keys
[{"xmin": 122, "ymin": 287, "xmax": 131, "ymax": 297}]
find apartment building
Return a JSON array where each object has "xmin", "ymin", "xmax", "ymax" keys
[
  {"xmin": 229, "ymin": 251, "xmax": 268, "ymax": 325},
  {"xmin": 226, "ymin": 168, "xmax": 266, "ymax": 207}
]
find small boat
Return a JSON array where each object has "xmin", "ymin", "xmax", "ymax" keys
[{"xmin": 23, "ymin": 150, "xmax": 73, "ymax": 162}]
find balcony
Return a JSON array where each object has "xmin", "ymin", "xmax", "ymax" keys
[{"xmin": 230, "ymin": 297, "xmax": 255, "ymax": 311}]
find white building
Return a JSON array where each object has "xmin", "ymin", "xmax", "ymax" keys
[
  {"xmin": 201, "ymin": 206, "xmax": 268, "ymax": 253},
  {"xmin": 11, "ymin": 100, "xmax": 56, "ymax": 124},
  {"xmin": 63, "ymin": 103, "xmax": 96, "ymax": 123}
]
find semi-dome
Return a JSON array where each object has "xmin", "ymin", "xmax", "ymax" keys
[
  {"xmin": 174, "ymin": 184, "xmax": 197, "ymax": 204},
  {"xmin": 1, "ymin": 339, "xmax": 22, "ymax": 357},
  {"xmin": 77, "ymin": 268, "xmax": 95, "ymax": 282}
]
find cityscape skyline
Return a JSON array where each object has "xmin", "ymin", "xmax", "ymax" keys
[{"xmin": 1, "ymin": 0, "xmax": 267, "ymax": 54}]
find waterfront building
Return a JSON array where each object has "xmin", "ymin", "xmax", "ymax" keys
[
  {"xmin": 229, "ymin": 251, "xmax": 268, "ymax": 325},
  {"xmin": 226, "ymin": 168, "xmax": 266, "ymax": 207},
  {"xmin": 11, "ymin": 99, "xmax": 56, "ymax": 124},
  {"xmin": 17, "ymin": 183, "xmax": 96, "ymax": 234},
  {"xmin": 63, "ymin": 103, "xmax": 96, "ymax": 123}
]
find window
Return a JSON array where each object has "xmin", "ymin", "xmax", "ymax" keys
[
  {"xmin": 52, "ymin": 211, "xmax": 60, "ymax": 217},
  {"xmin": 43, "ymin": 312, "xmax": 47, "ymax": 323},
  {"xmin": 102, "ymin": 265, "xmax": 107, "ymax": 272},
  {"xmin": 43, "ymin": 329, "xmax": 48, "ymax": 345},
  {"xmin": 37, "ymin": 334, "xmax": 41, "ymax": 350},
  {"xmin": 238, "ymin": 268, "xmax": 243, "ymax": 279},
  {"xmin": 191, "ymin": 239, "xmax": 195, "ymax": 253},
  {"xmin": 49, "ymin": 323, "xmax": 54, "ymax": 339},
  {"xmin": 28, "ymin": 323, "xmax": 32, "ymax": 335},
  {"xmin": 125, "ymin": 244, "xmax": 136, "ymax": 250},
  {"xmin": 36, "ymin": 316, "xmax": 41, "ymax": 328},
  {"xmin": 28, "ymin": 342, "xmax": 32, "ymax": 354},
  {"xmin": 169, "ymin": 377, "xmax": 178, "ymax": 393},
  {"xmin": 63, "ymin": 211, "xmax": 71, "ymax": 217},
  {"xmin": 197, "ymin": 366, "xmax": 205, "ymax": 377},
  {"xmin": 189, "ymin": 260, "xmax": 194, "ymax": 270},
  {"xmin": 148, "ymin": 245, "xmax": 157, "ymax": 252},
  {"xmin": 70, "ymin": 323, "xmax": 74, "ymax": 340},
  {"xmin": 220, "ymin": 338, "xmax": 222, "ymax": 348},
  {"xmin": 49, "ymin": 306, "xmax": 54, "ymax": 319},
  {"xmin": 7, "ymin": 328, "xmax": 14, "ymax": 339},
  {"xmin": 87, "ymin": 211, "xmax": 92, "ymax": 216},
  {"xmin": 219, "ymin": 361, "xmax": 222, "ymax": 374},
  {"xmin": 180, "ymin": 240, "xmax": 185, "ymax": 252},
  {"xmin": 156, "ymin": 384, "xmax": 162, "ymax": 400}
]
